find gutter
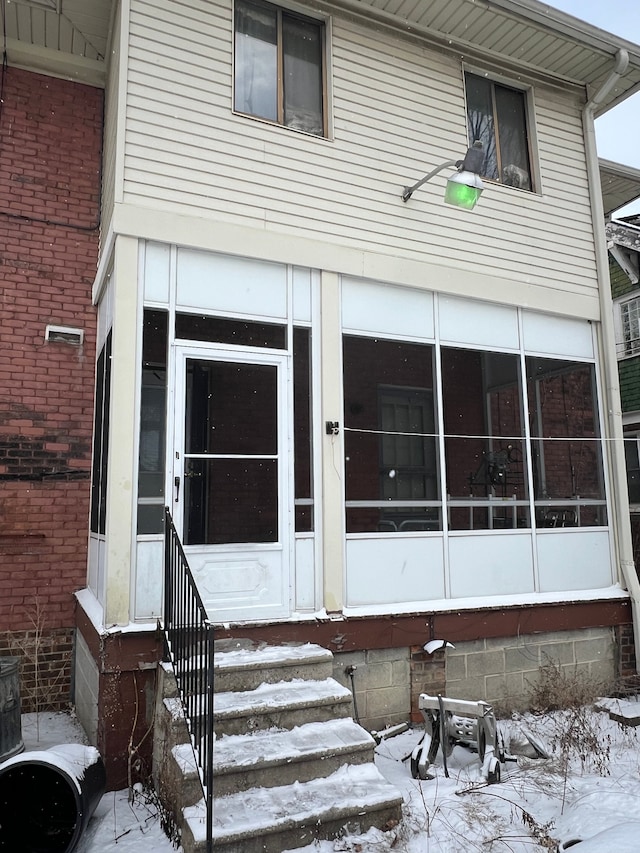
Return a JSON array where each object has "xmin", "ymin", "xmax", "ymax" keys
[{"xmin": 582, "ymin": 48, "xmax": 640, "ymax": 670}]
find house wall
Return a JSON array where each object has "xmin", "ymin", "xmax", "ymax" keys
[
  {"xmin": 118, "ymin": 0, "xmax": 600, "ymax": 320},
  {"xmin": 620, "ymin": 358, "xmax": 640, "ymax": 413},
  {"xmin": 0, "ymin": 67, "xmax": 102, "ymax": 709}
]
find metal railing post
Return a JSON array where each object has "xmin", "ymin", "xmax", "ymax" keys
[
  {"xmin": 205, "ymin": 622, "xmax": 215, "ymax": 853},
  {"xmin": 162, "ymin": 507, "xmax": 214, "ymax": 853}
]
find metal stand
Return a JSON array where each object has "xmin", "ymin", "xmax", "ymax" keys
[{"xmin": 411, "ymin": 694, "xmax": 504, "ymax": 783}]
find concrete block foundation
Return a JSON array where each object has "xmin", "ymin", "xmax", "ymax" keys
[{"xmin": 334, "ymin": 626, "xmax": 622, "ymax": 731}]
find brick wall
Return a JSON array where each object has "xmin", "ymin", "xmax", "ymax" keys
[
  {"xmin": 0, "ymin": 626, "xmax": 74, "ymax": 712},
  {"xmin": 0, "ymin": 66, "xmax": 102, "ymax": 707}
]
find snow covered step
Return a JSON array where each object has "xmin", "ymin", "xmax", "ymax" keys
[
  {"xmin": 213, "ymin": 717, "xmax": 376, "ymax": 796},
  {"xmin": 183, "ymin": 763, "xmax": 403, "ymax": 853},
  {"xmin": 213, "ymin": 677, "xmax": 353, "ymax": 737},
  {"xmin": 213, "ymin": 640, "xmax": 334, "ymax": 692}
]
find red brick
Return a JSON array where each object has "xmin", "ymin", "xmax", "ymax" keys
[{"xmin": 0, "ymin": 66, "xmax": 101, "ymax": 679}]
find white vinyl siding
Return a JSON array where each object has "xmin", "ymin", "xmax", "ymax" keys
[{"xmin": 122, "ymin": 0, "xmax": 598, "ymax": 307}]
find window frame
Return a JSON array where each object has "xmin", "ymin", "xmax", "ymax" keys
[
  {"xmin": 463, "ymin": 68, "xmax": 537, "ymax": 193},
  {"xmin": 615, "ymin": 293, "xmax": 640, "ymax": 358},
  {"xmin": 233, "ymin": 0, "xmax": 329, "ymax": 138}
]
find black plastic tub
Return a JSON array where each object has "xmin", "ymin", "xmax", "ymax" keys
[
  {"xmin": 0, "ymin": 657, "xmax": 24, "ymax": 762},
  {"xmin": 0, "ymin": 743, "xmax": 106, "ymax": 852}
]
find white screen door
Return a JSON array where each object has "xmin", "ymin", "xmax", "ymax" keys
[{"xmin": 173, "ymin": 346, "xmax": 290, "ymax": 621}]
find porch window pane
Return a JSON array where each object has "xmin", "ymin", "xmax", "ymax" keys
[
  {"xmin": 526, "ymin": 358, "xmax": 606, "ymax": 527},
  {"xmin": 442, "ymin": 348, "xmax": 529, "ymax": 531},
  {"xmin": 185, "ymin": 361, "xmax": 277, "ymax": 456},
  {"xmin": 90, "ymin": 332, "xmax": 112, "ymax": 535},
  {"xmin": 343, "ymin": 336, "xmax": 440, "ymax": 533},
  {"xmin": 137, "ymin": 310, "xmax": 168, "ymax": 535},
  {"xmin": 294, "ymin": 327, "xmax": 313, "ymax": 531},
  {"xmin": 175, "ymin": 313, "xmax": 286, "ymax": 349},
  {"xmin": 184, "ymin": 458, "xmax": 278, "ymax": 544}
]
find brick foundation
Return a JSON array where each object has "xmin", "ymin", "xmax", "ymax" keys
[
  {"xmin": 615, "ymin": 622, "xmax": 637, "ymax": 680},
  {"xmin": 408, "ymin": 645, "xmax": 446, "ymax": 724},
  {"xmin": 0, "ymin": 626, "xmax": 74, "ymax": 712}
]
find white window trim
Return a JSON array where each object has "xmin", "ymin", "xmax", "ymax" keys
[{"xmin": 614, "ymin": 292, "xmax": 640, "ymax": 359}]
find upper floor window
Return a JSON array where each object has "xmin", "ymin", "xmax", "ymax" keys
[
  {"xmin": 624, "ymin": 433, "xmax": 640, "ymax": 505},
  {"xmin": 234, "ymin": 0, "xmax": 325, "ymax": 136},
  {"xmin": 619, "ymin": 295, "xmax": 640, "ymax": 357},
  {"xmin": 464, "ymin": 71, "xmax": 533, "ymax": 192}
]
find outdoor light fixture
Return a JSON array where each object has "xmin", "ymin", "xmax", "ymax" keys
[{"xmin": 402, "ymin": 141, "xmax": 485, "ymax": 210}]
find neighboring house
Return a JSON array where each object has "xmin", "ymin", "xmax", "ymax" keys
[
  {"xmin": 604, "ymin": 202, "xmax": 640, "ymax": 570},
  {"xmin": 3, "ymin": 0, "xmax": 640, "ymax": 790}
]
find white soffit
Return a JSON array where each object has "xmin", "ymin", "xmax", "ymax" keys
[
  {"xmin": 2, "ymin": 0, "xmax": 640, "ymax": 110},
  {"xmin": 600, "ymin": 160, "xmax": 640, "ymax": 217}
]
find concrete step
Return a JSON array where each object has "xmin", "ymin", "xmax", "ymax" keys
[
  {"xmin": 213, "ymin": 677, "xmax": 353, "ymax": 737},
  {"xmin": 213, "ymin": 640, "xmax": 334, "ymax": 692},
  {"xmin": 168, "ymin": 743, "xmax": 202, "ymax": 812},
  {"xmin": 182, "ymin": 763, "xmax": 403, "ymax": 853},
  {"xmin": 213, "ymin": 717, "xmax": 376, "ymax": 796}
]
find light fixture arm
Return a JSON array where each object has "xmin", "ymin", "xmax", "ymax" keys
[{"xmin": 402, "ymin": 159, "xmax": 458, "ymax": 202}]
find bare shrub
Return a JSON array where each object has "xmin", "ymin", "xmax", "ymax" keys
[
  {"xmin": 525, "ymin": 658, "xmax": 614, "ymax": 812},
  {"xmin": 3, "ymin": 599, "xmax": 71, "ymax": 737},
  {"xmin": 528, "ymin": 657, "xmax": 605, "ymax": 714}
]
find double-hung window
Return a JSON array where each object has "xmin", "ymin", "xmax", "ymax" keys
[
  {"xmin": 464, "ymin": 71, "xmax": 533, "ymax": 191},
  {"xmin": 620, "ymin": 296, "xmax": 640, "ymax": 357},
  {"xmin": 234, "ymin": 0, "xmax": 325, "ymax": 136}
]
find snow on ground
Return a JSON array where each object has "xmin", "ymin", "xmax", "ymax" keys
[
  {"xmin": 18, "ymin": 711, "xmax": 180, "ymax": 853},
  {"xmin": 11, "ymin": 696, "xmax": 640, "ymax": 852},
  {"xmin": 286, "ymin": 696, "xmax": 640, "ymax": 852}
]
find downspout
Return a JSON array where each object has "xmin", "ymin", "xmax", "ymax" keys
[{"xmin": 583, "ymin": 48, "xmax": 640, "ymax": 670}]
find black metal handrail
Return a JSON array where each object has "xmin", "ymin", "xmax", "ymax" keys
[{"xmin": 163, "ymin": 507, "xmax": 214, "ymax": 853}]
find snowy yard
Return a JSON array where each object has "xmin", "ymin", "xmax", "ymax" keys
[
  {"xmin": 291, "ymin": 695, "xmax": 640, "ymax": 852},
  {"xmin": 12, "ymin": 692, "xmax": 640, "ymax": 852}
]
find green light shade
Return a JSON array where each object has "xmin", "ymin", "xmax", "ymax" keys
[{"xmin": 444, "ymin": 171, "xmax": 484, "ymax": 210}]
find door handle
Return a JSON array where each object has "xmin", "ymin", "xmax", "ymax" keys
[{"xmin": 174, "ymin": 476, "xmax": 180, "ymax": 502}]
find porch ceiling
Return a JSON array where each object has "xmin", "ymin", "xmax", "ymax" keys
[{"xmin": 2, "ymin": 0, "xmax": 113, "ymax": 86}]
